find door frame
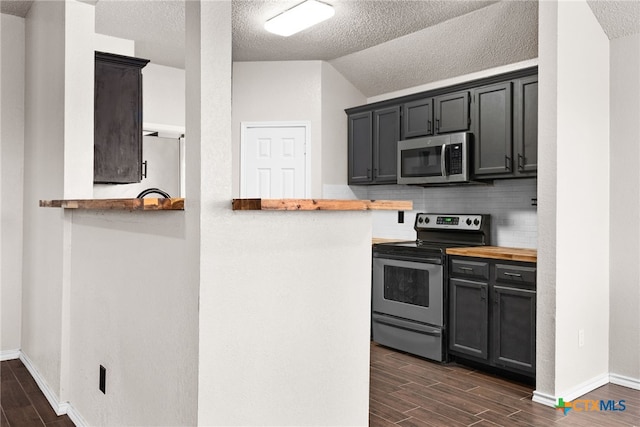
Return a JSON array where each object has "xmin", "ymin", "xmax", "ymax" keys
[{"xmin": 240, "ymin": 121, "xmax": 312, "ymax": 198}]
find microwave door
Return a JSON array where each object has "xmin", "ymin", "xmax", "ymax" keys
[{"xmin": 400, "ymin": 146, "xmax": 443, "ymax": 183}]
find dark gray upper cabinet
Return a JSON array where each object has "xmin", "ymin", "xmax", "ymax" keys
[
  {"xmin": 473, "ymin": 82, "xmax": 513, "ymax": 176},
  {"xmin": 348, "ymin": 107, "xmax": 399, "ymax": 184},
  {"xmin": 348, "ymin": 111, "xmax": 373, "ymax": 184},
  {"xmin": 373, "ymin": 106, "xmax": 400, "ymax": 183},
  {"xmin": 94, "ymin": 51, "xmax": 150, "ymax": 184},
  {"xmin": 514, "ymin": 76, "xmax": 538, "ymax": 174},
  {"xmin": 434, "ymin": 91, "xmax": 470, "ymax": 134},
  {"xmin": 402, "ymin": 98, "xmax": 433, "ymax": 139}
]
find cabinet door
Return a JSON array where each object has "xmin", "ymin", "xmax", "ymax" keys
[
  {"xmin": 492, "ymin": 285, "xmax": 536, "ymax": 374},
  {"xmin": 514, "ymin": 76, "xmax": 538, "ymax": 174},
  {"xmin": 373, "ymin": 106, "xmax": 400, "ymax": 183},
  {"xmin": 402, "ymin": 98, "xmax": 433, "ymax": 139},
  {"xmin": 434, "ymin": 91, "xmax": 470, "ymax": 134},
  {"xmin": 348, "ymin": 111, "xmax": 373, "ymax": 184},
  {"xmin": 449, "ymin": 278, "xmax": 488, "ymax": 360},
  {"xmin": 473, "ymin": 82, "xmax": 513, "ymax": 176},
  {"xmin": 94, "ymin": 53, "xmax": 148, "ymax": 184}
]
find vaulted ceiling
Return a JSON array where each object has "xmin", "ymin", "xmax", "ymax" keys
[{"xmin": 2, "ymin": 0, "xmax": 640, "ymax": 97}]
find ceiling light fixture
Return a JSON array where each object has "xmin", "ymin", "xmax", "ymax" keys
[{"xmin": 264, "ymin": 0, "xmax": 335, "ymax": 37}]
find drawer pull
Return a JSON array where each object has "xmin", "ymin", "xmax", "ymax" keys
[
  {"xmin": 458, "ymin": 267, "xmax": 474, "ymax": 272},
  {"xmin": 503, "ymin": 272, "xmax": 522, "ymax": 278}
]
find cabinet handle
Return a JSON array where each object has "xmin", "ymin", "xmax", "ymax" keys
[
  {"xmin": 367, "ymin": 168, "xmax": 371, "ymax": 179},
  {"xmin": 505, "ymin": 156, "xmax": 511, "ymax": 171},
  {"xmin": 141, "ymin": 160, "xmax": 148, "ymax": 179},
  {"xmin": 503, "ymin": 272, "xmax": 522, "ymax": 278},
  {"xmin": 518, "ymin": 154, "xmax": 525, "ymax": 171},
  {"xmin": 427, "ymin": 120, "xmax": 432, "ymax": 133},
  {"xmin": 458, "ymin": 267, "xmax": 474, "ymax": 272},
  {"xmin": 373, "ymin": 168, "xmax": 377, "ymax": 178},
  {"xmin": 435, "ymin": 119, "xmax": 440, "ymax": 133},
  {"xmin": 481, "ymin": 286, "xmax": 486, "ymax": 301}
]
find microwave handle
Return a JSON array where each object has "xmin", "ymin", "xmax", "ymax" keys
[{"xmin": 441, "ymin": 144, "xmax": 447, "ymax": 177}]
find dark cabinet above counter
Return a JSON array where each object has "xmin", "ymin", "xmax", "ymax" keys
[
  {"xmin": 346, "ymin": 66, "xmax": 538, "ymax": 185},
  {"xmin": 94, "ymin": 51, "xmax": 150, "ymax": 184}
]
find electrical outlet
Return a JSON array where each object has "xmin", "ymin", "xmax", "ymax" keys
[
  {"xmin": 398, "ymin": 211, "xmax": 404, "ymax": 224},
  {"xmin": 99, "ymin": 365, "xmax": 106, "ymax": 394},
  {"xmin": 579, "ymin": 329, "xmax": 585, "ymax": 347}
]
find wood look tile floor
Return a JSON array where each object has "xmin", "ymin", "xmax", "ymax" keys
[
  {"xmin": 370, "ymin": 342, "xmax": 640, "ymax": 427},
  {"xmin": 1, "ymin": 359, "xmax": 74, "ymax": 427}
]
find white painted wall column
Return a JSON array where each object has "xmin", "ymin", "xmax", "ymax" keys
[
  {"xmin": 609, "ymin": 33, "xmax": 640, "ymax": 387},
  {"xmin": 536, "ymin": 0, "xmax": 610, "ymax": 405},
  {"xmin": 1, "ymin": 14, "xmax": 25, "ymax": 357}
]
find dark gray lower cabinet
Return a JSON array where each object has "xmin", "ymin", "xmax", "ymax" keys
[
  {"xmin": 492, "ymin": 285, "xmax": 536, "ymax": 372},
  {"xmin": 449, "ymin": 256, "xmax": 536, "ymax": 377},
  {"xmin": 449, "ymin": 278, "xmax": 488, "ymax": 359}
]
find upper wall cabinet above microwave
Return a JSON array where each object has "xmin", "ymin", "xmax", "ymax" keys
[
  {"xmin": 345, "ymin": 67, "xmax": 537, "ymax": 185},
  {"xmin": 402, "ymin": 91, "xmax": 470, "ymax": 139},
  {"xmin": 94, "ymin": 51, "xmax": 150, "ymax": 184}
]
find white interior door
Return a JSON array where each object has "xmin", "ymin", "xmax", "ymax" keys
[{"xmin": 241, "ymin": 122, "xmax": 309, "ymax": 198}]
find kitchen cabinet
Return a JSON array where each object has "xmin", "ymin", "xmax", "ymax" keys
[
  {"xmin": 472, "ymin": 76, "xmax": 538, "ymax": 178},
  {"xmin": 449, "ymin": 256, "xmax": 536, "ymax": 377},
  {"xmin": 401, "ymin": 91, "xmax": 470, "ymax": 139},
  {"xmin": 348, "ymin": 106, "xmax": 400, "ymax": 184},
  {"xmin": 434, "ymin": 91, "xmax": 470, "ymax": 134},
  {"xmin": 94, "ymin": 51, "xmax": 150, "ymax": 184}
]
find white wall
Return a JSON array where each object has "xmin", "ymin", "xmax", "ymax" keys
[
  {"xmin": 191, "ymin": 3, "xmax": 371, "ymax": 425},
  {"xmin": 232, "ymin": 61, "xmax": 323, "ymax": 197},
  {"xmin": 22, "ymin": 0, "xmax": 68, "ymax": 397},
  {"xmin": 536, "ymin": 0, "xmax": 610, "ymax": 403},
  {"xmin": 1, "ymin": 13, "xmax": 25, "ymax": 355},
  {"xmin": 143, "ymin": 63, "xmax": 185, "ymax": 129},
  {"xmin": 609, "ymin": 33, "xmax": 640, "ymax": 385},
  {"xmin": 320, "ymin": 61, "xmax": 366, "ymax": 187}
]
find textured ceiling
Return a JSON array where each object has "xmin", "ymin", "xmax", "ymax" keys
[
  {"xmin": 232, "ymin": 0, "xmax": 497, "ymax": 61},
  {"xmin": 329, "ymin": 0, "xmax": 539, "ymax": 96},
  {"xmin": 3, "ymin": 0, "xmax": 640, "ymax": 96}
]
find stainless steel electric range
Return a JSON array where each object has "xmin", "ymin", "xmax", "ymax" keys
[{"xmin": 371, "ymin": 213, "xmax": 490, "ymax": 362}]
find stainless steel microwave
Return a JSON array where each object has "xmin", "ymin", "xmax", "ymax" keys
[{"xmin": 397, "ymin": 132, "xmax": 472, "ymax": 185}]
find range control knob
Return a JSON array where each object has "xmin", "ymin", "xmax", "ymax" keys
[
  {"xmin": 474, "ymin": 218, "xmax": 480, "ymax": 226},
  {"xmin": 424, "ymin": 217, "xmax": 430, "ymax": 224},
  {"xmin": 466, "ymin": 218, "xmax": 472, "ymax": 226},
  {"xmin": 418, "ymin": 217, "xmax": 424, "ymax": 224}
]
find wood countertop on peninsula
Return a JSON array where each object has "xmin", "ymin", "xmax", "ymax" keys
[
  {"xmin": 232, "ymin": 199, "xmax": 412, "ymax": 211},
  {"xmin": 446, "ymin": 246, "xmax": 537, "ymax": 263},
  {"xmin": 39, "ymin": 198, "xmax": 185, "ymax": 211}
]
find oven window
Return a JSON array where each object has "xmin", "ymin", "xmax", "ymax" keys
[
  {"xmin": 383, "ymin": 265, "xmax": 429, "ymax": 307},
  {"xmin": 400, "ymin": 146, "xmax": 443, "ymax": 177}
]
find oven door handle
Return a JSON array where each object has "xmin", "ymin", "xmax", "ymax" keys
[
  {"xmin": 372, "ymin": 313, "xmax": 442, "ymax": 336},
  {"xmin": 372, "ymin": 253, "xmax": 442, "ymax": 265}
]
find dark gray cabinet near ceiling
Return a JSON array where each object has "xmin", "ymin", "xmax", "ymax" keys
[
  {"xmin": 449, "ymin": 256, "xmax": 536, "ymax": 378},
  {"xmin": 94, "ymin": 51, "xmax": 150, "ymax": 184},
  {"xmin": 346, "ymin": 67, "xmax": 537, "ymax": 185},
  {"xmin": 473, "ymin": 76, "xmax": 538, "ymax": 179},
  {"xmin": 348, "ymin": 106, "xmax": 399, "ymax": 184}
]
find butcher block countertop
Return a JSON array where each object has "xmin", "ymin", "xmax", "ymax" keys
[
  {"xmin": 372, "ymin": 238, "xmax": 410, "ymax": 245},
  {"xmin": 39, "ymin": 198, "xmax": 184, "ymax": 211},
  {"xmin": 446, "ymin": 246, "xmax": 537, "ymax": 263},
  {"xmin": 232, "ymin": 199, "xmax": 412, "ymax": 211}
]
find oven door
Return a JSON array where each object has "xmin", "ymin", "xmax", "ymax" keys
[{"xmin": 372, "ymin": 253, "xmax": 443, "ymax": 327}]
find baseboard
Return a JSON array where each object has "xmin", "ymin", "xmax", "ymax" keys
[
  {"xmin": 0, "ymin": 349, "xmax": 21, "ymax": 361},
  {"xmin": 17, "ymin": 351, "xmax": 87, "ymax": 426},
  {"xmin": 610, "ymin": 373, "xmax": 640, "ymax": 390},
  {"xmin": 533, "ymin": 373, "xmax": 610, "ymax": 407},
  {"xmin": 532, "ymin": 390, "xmax": 557, "ymax": 407}
]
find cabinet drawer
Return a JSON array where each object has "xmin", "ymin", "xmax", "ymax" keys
[
  {"xmin": 450, "ymin": 259, "xmax": 489, "ymax": 281},
  {"xmin": 495, "ymin": 263, "xmax": 536, "ymax": 288}
]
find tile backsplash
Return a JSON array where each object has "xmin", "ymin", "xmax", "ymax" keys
[{"xmin": 324, "ymin": 179, "xmax": 537, "ymax": 248}]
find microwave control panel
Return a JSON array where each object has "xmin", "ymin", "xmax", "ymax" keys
[{"xmin": 448, "ymin": 144, "xmax": 463, "ymax": 174}]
